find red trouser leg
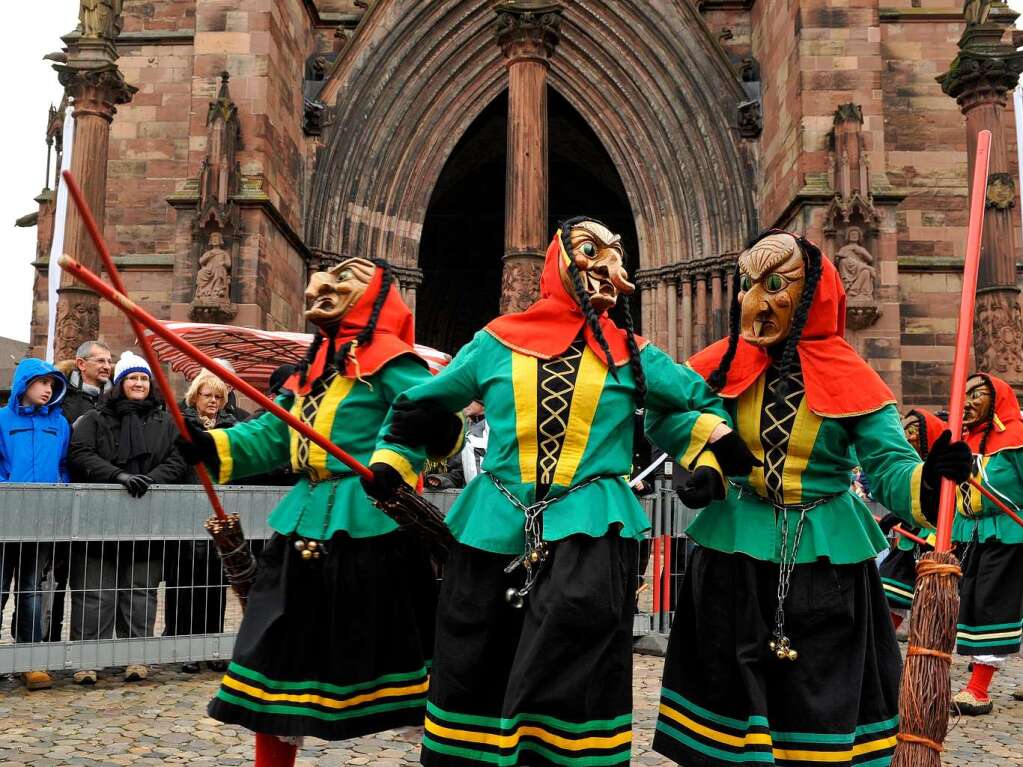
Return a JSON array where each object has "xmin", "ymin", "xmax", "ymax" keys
[
  {"xmin": 889, "ymin": 612, "xmax": 903, "ymax": 630},
  {"xmin": 965, "ymin": 663, "xmax": 997, "ymax": 701},
  {"xmin": 254, "ymin": 733, "xmax": 297, "ymax": 767}
]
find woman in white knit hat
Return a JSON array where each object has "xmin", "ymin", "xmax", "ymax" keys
[{"xmin": 67, "ymin": 351, "xmax": 189, "ymax": 684}]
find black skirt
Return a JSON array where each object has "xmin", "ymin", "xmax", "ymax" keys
[
  {"xmin": 878, "ymin": 546, "xmax": 918, "ymax": 611},
  {"xmin": 956, "ymin": 539, "xmax": 1023, "ymax": 656},
  {"xmin": 207, "ymin": 530, "xmax": 437, "ymax": 741},
  {"xmin": 420, "ymin": 533, "xmax": 638, "ymax": 767},
  {"xmin": 653, "ymin": 547, "xmax": 901, "ymax": 767}
]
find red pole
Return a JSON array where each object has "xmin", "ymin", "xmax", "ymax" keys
[
  {"xmin": 61, "ymin": 170, "xmax": 229, "ymax": 520},
  {"xmin": 651, "ymin": 536, "xmax": 662, "ymax": 615},
  {"xmin": 968, "ymin": 478, "xmax": 1023, "ymax": 529},
  {"xmin": 58, "ymin": 254, "xmax": 375, "ymax": 482},
  {"xmin": 936, "ymin": 129, "xmax": 991, "ymax": 553},
  {"xmin": 661, "ymin": 533, "xmax": 672, "ymax": 614}
]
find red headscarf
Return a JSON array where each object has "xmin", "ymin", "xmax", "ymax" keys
[
  {"xmin": 286, "ymin": 265, "xmax": 423, "ymax": 395},
  {"xmin": 484, "ymin": 231, "xmax": 645, "ymax": 366},
  {"xmin": 689, "ymin": 248, "xmax": 895, "ymax": 418},
  {"xmin": 905, "ymin": 408, "xmax": 947, "ymax": 457},
  {"xmin": 965, "ymin": 373, "xmax": 1023, "ymax": 455}
]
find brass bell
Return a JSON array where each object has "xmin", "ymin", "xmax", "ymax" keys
[
  {"xmin": 505, "ymin": 587, "xmax": 524, "ymax": 609},
  {"xmin": 787, "ymin": 649, "xmax": 798, "ymax": 661},
  {"xmin": 312, "ymin": 551, "xmax": 321, "ymax": 560},
  {"xmin": 769, "ymin": 640, "xmax": 777, "ymax": 651},
  {"xmin": 294, "ymin": 539, "xmax": 307, "ymax": 552},
  {"xmin": 775, "ymin": 647, "xmax": 788, "ymax": 660},
  {"xmin": 301, "ymin": 549, "xmax": 313, "ymax": 561},
  {"xmin": 529, "ymin": 550, "xmax": 540, "ymax": 564},
  {"xmin": 307, "ymin": 541, "xmax": 318, "ymax": 551}
]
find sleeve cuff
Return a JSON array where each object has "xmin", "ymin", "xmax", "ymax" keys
[
  {"xmin": 371, "ymin": 448, "xmax": 419, "ymax": 489},
  {"xmin": 210, "ymin": 429, "xmax": 233, "ymax": 485},
  {"xmin": 910, "ymin": 463, "xmax": 933, "ymax": 529},
  {"xmin": 694, "ymin": 451, "xmax": 728, "ymax": 500},
  {"xmin": 437, "ymin": 412, "xmax": 466, "ymax": 460},
  {"xmin": 680, "ymin": 414, "xmax": 727, "ymax": 470}
]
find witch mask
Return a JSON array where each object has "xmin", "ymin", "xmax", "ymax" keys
[
  {"xmin": 902, "ymin": 414, "xmax": 922, "ymax": 454},
  {"xmin": 304, "ymin": 257, "xmax": 375, "ymax": 328},
  {"xmin": 559, "ymin": 221, "xmax": 635, "ymax": 314},
  {"xmin": 736, "ymin": 233, "xmax": 806, "ymax": 348},
  {"xmin": 963, "ymin": 375, "xmax": 994, "ymax": 430}
]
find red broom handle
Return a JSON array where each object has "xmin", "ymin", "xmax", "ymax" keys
[
  {"xmin": 968, "ymin": 478, "xmax": 1023, "ymax": 529},
  {"xmin": 61, "ymin": 170, "xmax": 230, "ymax": 520},
  {"xmin": 58, "ymin": 254, "xmax": 374, "ymax": 482},
  {"xmin": 936, "ymin": 129, "xmax": 992, "ymax": 553}
]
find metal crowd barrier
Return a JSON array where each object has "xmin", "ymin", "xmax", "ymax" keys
[{"xmin": 0, "ymin": 481, "xmax": 689, "ymax": 674}]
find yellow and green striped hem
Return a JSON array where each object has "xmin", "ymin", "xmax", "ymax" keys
[
  {"xmin": 370, "ymin": 448, "xmax": 419, "ymax": 488},
  {"xmin": 656, "ymin": 688, "xmax": 898, "ymax": 765},
  {"xmin": 213, "ymin": 662, "xmax": 429, "ymax": 721},
  {"xmin": 422, "ymin": 701, "xmax": 632, "ymax": 766},
  {"xmin": 880, "ymin": 577, "xmax": 914, "ymax": 608},
  {"xmin": 956, "ymin": 619, "xmax": 1023, "ymax": 652}
]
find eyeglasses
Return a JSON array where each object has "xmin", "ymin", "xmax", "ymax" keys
[{"xmin": 84, "ymin": 356, "xmax": 113, "ymax": 365}]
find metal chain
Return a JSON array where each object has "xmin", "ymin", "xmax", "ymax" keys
[{"xmin": 770, "ymin": 508, "xmax": 807, "ymax": 662}]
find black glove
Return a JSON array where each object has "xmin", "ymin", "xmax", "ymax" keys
[
  {"xmin": 116, "ymin": 473, "xmax": 154, "ymax": 498},
  {"xmin": 922, "ymin": 430, "xmax": 972, "ymax": 487},
  {"xmin": 361, "ymin": 462, "xmax": 406, "ymax": 503},
  {"xmin": 876, "ymin": 513, "xmax": 902, "ymax": 536},
  {"xmin": 675, "ymin": 466, "xmax": 725, "ymax": 509},
  {"xmin": 707, "ymin": 430, "xmax": 763, "ymax": 477},
  {"xmin": 384, "ymin": 400, "xmax": 463, "ymax": 456},
  {"xmin": 175, "ymin": 419, "xmax": 219, "ymax": 472}
]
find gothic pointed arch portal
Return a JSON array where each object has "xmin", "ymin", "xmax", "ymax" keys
[{"xmin": 307, "ymin": 0, "xmax": 756, "ymax": 352}]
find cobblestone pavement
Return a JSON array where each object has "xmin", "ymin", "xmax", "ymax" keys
[{"xmin": 1, "ymin": 653, "xmax": 1020, "ymax": 766}]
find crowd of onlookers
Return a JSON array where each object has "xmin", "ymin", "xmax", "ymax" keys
[{"xmin": 0, "ymin": 340, "xmax": 295, "ymax": 691}]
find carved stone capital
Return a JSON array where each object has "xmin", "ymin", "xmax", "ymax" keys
[
  {"xmin": 54, "ymin": 293, "xmax": 100, "ymax": 363},
  {"xmin": 974, "ymin": 287, "xmax": 1023, "ymax": 381},
  {"xmin": 494, "ymin": 2, "xmax": 562, "ymax": 65},
  {"xmin": 938, "ymin": 28, "xmax": 1023, "ymax": 106},
  {"xmin": 189, "ymin": 300, "xmax": 238, "ymax": 324},
  {"xmin": 56, "ymin": 66, "xmax": 136, "ymax": 121},
  {"xmin": 390, "ymin": 264, "xmax": 425, "ymax": 290},
  {"xmin": 846, "ymin": 304, "xmax": 882, "ymax": 331},
  {"xmin": 500, "ymin": 254, "xmax": 544, "ymax": 314}
]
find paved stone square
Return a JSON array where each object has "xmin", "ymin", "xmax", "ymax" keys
[{"xmin": 1, "ymin": 653, "xmax": 1020, "ymax": 766}]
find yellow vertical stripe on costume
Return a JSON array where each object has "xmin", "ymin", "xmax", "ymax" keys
[
  {"xmin": 210, "ymin": 429, "xmax": 234, "ymax": 485},
  {"xmin": 289, "ymin": 396, "xmax": 303, "ymax": 473},
  {"xmin": 910, "ymin": 464, "xmax": 930, "ymax": 529},
  {"xmin": 423, "ymin": 718, "xmax": 632, "ymax": 751},
  {"xmin": 307, "ymin": 376, "xmax": 355, "ymax": 479},
  {"xmin": 780, "ymin": 399, "xmax": 822, "ymax": 504},
  {"xmin": 737, "ymin": 375, "xmax": 767, "ymax": 497},
  {"xmin": 552, "ymin": 346, "xmax": 606, "ymax": 487},
  {"xmin": 512, "ymin": 352, "xmax": 539, "ymax": 483}
]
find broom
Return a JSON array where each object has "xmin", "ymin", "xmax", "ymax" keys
[
  {"xmin": 61, "ymin": 170, "xmax": 257, "ymax": 605},
  {"xmin": 891, "ymin": 129, "xmax": 991, "ymax": 766}
]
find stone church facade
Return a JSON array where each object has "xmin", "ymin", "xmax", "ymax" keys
[{"xmin": 26, "ymin": 0, "xmax": 1023, "ymax": 409}]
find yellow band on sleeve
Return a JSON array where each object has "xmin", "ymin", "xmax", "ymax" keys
[
  {"xmin": 910, "ymin": 463, "xmax": 933, "ymax": 530},
  {"xmin": 680, "ymin": 414, "xmax": 727, "ymax": 470},
  {"xmin": 370, "ymin": 448, "xmax": 419, "ymax": 489},
  {"xmin": 209, "ymin": 428, "xmax": 233, "ymax": 485}
]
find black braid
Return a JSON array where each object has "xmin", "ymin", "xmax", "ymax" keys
[
  {"xmin": 975, "ymin": 376, "xmax": 996, "ymax": 456},
  {"xmin": 297, "ymin": 329, "xmax": 326, "ymax": 387},
  {"xmin": 909, "ymin": 410, "xmax": 930, "ymax": 459},
  {"xmin": 620, "ymin": 298, "xmax": 646, "ymax": 407},
  {"xmin": 332, "ymin": 258, "xmax": 393, "ymax": 374},
  {"xmin": 774, "ymin": 235, "xmax": 822, "ymax": 402},
  {"xmin": 568, "ymin": 262, "xmax": 620, "ymax": 381},
  {"xmin": 708, "ymin": 264, "xmax": 742, "ymax": 391}
]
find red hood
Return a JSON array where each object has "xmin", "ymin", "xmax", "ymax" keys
[
  {"xmin": 690, "ymin": 246, "xmax": 895, "ymax": 418},
  {"xmin": 905, "ymin": 408, "xmax": 948, "ymax": 457},
  {"xmin": 965, "ymin": 373, "xmax": 1023, "ymax": 455},
  {"xmin": 484, "ymin": 231, "xmax": 645, "ymax": 366},
  {"xmin": 287, "ymin": 266, "xmax": 422, "ymax": 395}
]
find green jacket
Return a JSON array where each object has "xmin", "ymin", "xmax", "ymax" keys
[
  {"xmin": 372, "ymin": 331, "xmax": 730, "ymax": 555},
  {"xmin": 667, "ymin": 371, "xmax": 928, "ymax": 565},
  {"xmin": 953, "ymin": 448, "xmax": 1023, "ymax": 545},
  {"xmin": 209, "ymin": 355, "xmax": 433, "ymax": 539}
]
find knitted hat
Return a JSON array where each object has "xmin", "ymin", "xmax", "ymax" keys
[{"xmin": 113, "ymin": 350, "xmax": 152, "ymax": 386}]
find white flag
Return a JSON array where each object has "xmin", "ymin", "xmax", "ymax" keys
[{"xmin": 45, "ymin": 111, "xmax": 75, "ymax": 363}]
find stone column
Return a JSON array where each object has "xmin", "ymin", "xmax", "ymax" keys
[
  {"xmin": 711, "ymin": 269, "xmax": 724, "ymax": 340},
  {"xmin": 495, "ymin": 2, "xmax": 562, "ymax": 314},
  {"xmin": 694, "ymin": 273, "xmax": 708, "ymax": 354},
  {"xmin": 940, "ymin": 19, "xmax": 1023, "ymax": 385},
  {"xmin": 52, "ymin": 21, "xmax": 136, "ymax": 361},
  {"xmin": 681, "ymin": 278, "xmax": 693, "ymax": 360},
  {"xmin": 666, "ymin": 276, "xmax": 678, "ymax": 360}
]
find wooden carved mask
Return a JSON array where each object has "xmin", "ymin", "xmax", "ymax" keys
[
  {"xmin": 559, "ymin": 221, "xmax": 635, "ymax": 314},
  {"xmin": 737, "ymin": 233, "xmax": 806, "ymax": 348},
  {"xmin": 963, "ymin": 374, "xmax": 994, "ymax": 430},
  {"xmin": 303, "ymin": 257, "xmax": 375, "ymax": 329}
]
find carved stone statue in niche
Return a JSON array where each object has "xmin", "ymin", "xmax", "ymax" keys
[
  {"xmin": 834, "ymin": 227, "xmax": 877, "ymax": 304},
  {"xmin": 194, "ymin": 232, "xmax": 232, "ymax": 302},
  {"xmin": 77, "ymin": 0, "xmax": 123, "ymax": 40},
  {"xmin": 963, "ymin": 0, "xmax": 994, "ymax": 26}
]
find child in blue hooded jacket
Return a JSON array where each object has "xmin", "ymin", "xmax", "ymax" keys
[{"xmin": 0, "ymin": 357, "xmax": 70, "ymax": 690}]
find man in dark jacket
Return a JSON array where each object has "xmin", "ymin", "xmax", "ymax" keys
[
  {"xmin": 0, "ymin": 358, "xmax": 70, "ymax": 690},
  {"xmin": 61, "ymin": 340, "xmax": 113, "ymax": 426}
]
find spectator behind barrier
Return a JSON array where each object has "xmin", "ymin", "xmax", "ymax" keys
[
  {"xmin": 164, "ymin": 369, "xmax": 237, "ymax": 672},
  {"xmin": 425, "ymin": 400, "xmax": 488, "ymax": 489},
  {"xmin": 67, "ymin": 351, "xmax": 189, "ymax": 685},
  {"xmin": 0, "ymin": 358, "xmax": 70, "ymax": 691},
  {"xmin": 63, "ymin": 340, "xmax": 113, "ymax": 426}
]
